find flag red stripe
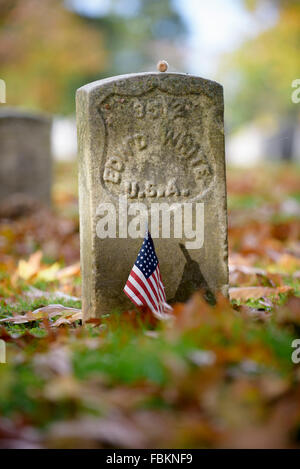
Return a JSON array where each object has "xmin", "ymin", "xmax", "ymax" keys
[
  {"xmin": 147, "ymin": 275, "xmax": 162, "ymax": 310},
  {"xmin": 132, "ymin": 265, "xmax": 160, "ymax": 305},
  {"xmin": 132, "ymin": 266, "xmax": 160, "ymax": 310},
  {"xmin": 126, "ymin": 279, "xmax": 153, "ymax": 311},
  {"xmin": 149, "ymin": 270, "xmax": 163, "ymax": 313},
  {"xmin": 148, "ymin": 274, "xmax": 162, "ymax": 312},
  {"xmin": 133, "ymin": 269, "xmax": 159, "ymax": 308},
  {"xmin": 158, "ymin": 269, "xmax": 167, "ymax": 300},
  {"xmin": 125, "ymin": 280, "xmax": 147, "ymax": 308},
  {"xmin": 130, "ymin": 271, "xmax": 158, "ymax": 311},
  {"xmin": 124, "ymin": 285, "xmax": 143, "ymax": 307}
]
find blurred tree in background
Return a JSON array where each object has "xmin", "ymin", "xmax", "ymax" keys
[
  {"xmin": 0, "ymin": 0, "xmax": 107, "ymax": 113},
  {"xmin": 72, "ymin": 0, "xmax": 187, "ymax": 77},
  {"xmin": 0, "ymin": 0, "xmax": 298, "ymax": 131},
  {"xmin": 0, "ymin": 0, "xmax": 186, "ymax": 115},
  {"xmin": 223, "ymin": 0, "xmax": 300, "ymax": 132}
]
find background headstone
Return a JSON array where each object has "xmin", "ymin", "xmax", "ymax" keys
[
  {"xmin": 77, "ymin": 72, "xmax": 228, "ymax": 318},
  {"xmin": 0, "ymin": 108, "xmax": 52, "ymax": 205}
]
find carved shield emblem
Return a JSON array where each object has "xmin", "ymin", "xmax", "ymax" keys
[{"xmin": 98, "ymin": 81, "xmax": 217, "ymax": 203}]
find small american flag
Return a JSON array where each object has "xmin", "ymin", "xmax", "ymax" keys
[{"xmin": 124, "ymin": 231, "xmax": 172, "ymax": 317}]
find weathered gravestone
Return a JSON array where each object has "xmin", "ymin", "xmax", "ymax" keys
[
  {"xmin": 77, "ymin": 72, "xmax": 228, "ymax": 318},
  {"xmin": 0, "ymin": 108, "xmax": 52, "ymax": 205}
]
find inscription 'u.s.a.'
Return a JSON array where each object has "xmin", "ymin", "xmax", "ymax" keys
[{"xmin": 100, "ymin": 94, "xmax": 213, "ymax": 200}]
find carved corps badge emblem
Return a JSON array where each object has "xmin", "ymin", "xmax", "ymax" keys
[{"xmin": 98, "ymin": 83, "xmax": 216, "ymax": 203}]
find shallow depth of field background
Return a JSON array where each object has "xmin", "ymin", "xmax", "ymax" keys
[
  {"xmin": 0, "ymin": 0, "xmax": 299, "ymax": 450},
  {"xmin": 1, "ymin": 0, "xmax": 299, "ymax": 165}
]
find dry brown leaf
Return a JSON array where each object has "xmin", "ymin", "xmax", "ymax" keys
[
  {"xmin": 229, "ymin": 264, "xmax": 267, "ymax": 276},
  {"xmin": 0, "ymin": 418, "xmax": 42, "ymax": 449},
  {"xmin": 51, "ymin": 311, "xmax": 82, "ymax": 327},
  {"xmin": 0, "ymin": 304, "xmax": 82, "ymax": 325},
  {"xmin": 36, "ymin": 263, "xmax": 60, "ymax": 281},
  {"xmin": 56, "ymin": 262, "xmax": 80, "ymax": 280},
  {"xmin": 17, "ymin": 251, "xmax": 42, "ymax": 280},
  {"xmin": 47, "ymin": 416, "xmax": 146, "ymax": 448},
  {"xmin": 24, "ymin": 286, "xmax": 79, "ymax": 302}
]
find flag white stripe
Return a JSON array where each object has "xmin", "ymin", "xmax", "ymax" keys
[
  {"xmin": 156, "ymin": 270, "xmax": 166, "ymax": 311},
  {"xmin": 154, "ymin": 270, "xmax": 164, "ymax": 309},
  {"xmin": 157, "ymin": 269, "xmax": 167, "ymax": 301},
  {"xmin": 159, "ymin": 277, "xmax": 166, "ymax": 301},
  {"xmin": 128, "ymin": 274, "xmax": 156, "ymax": 311},
  {"xmin": 148, "ymin": 274, "xmax": 161, "ymax": 306},
  {"xmin": 145, "ymin": 273, "xmax": 162, "ymax": 314},
  {"xmin": 124, "ymin": 285, "xmax": 143, "ymax": 306},
  {"xmin": 132, "ymin": 266, "xmax": 161, "ymax": 311},
  {"xmin": 132, "ymin": 265, "xmax": 160, "ymax": 311}
]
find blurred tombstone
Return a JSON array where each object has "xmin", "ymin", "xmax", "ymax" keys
[
  {"xmin": 227, "ymin": 120, "xmax": 300, "ymax": 166},
  {"xmin": 264, "ymin": 120, "xmax": 299, "ymax": 162},
  {"xmin": 0, "ymin": 108, "xmax": 52, "ymax": 206},
  {"xmin": 0, "ymin": 79, "xmax": 6, "ymax": 103},
  {"xmin": 77, "ymin": 72, "xmax": 228, "ymax": 318},
  {"xmin": 226, "ymin": 123, "xmax": 265, "ymax": 166}
]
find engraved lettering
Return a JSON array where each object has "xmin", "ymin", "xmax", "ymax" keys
[
  {"xmin": 163, "ymin": 128, "xmax": 182, "ymax": 147},
  {"xmin": 169, "ymin": 98, "xmax": 186, "ymax": 118},
  {"xmin": 180, "ymin": 189, "xmax": 190, "ymax": 196},
  {"xmin": 123, "ymin": 133, "xmax": 148, "ymax": 161},
  {"xmin": 183, "ymin": 135, "xmax": 199, "ymax": 157},
  {"xmin": 163, "ymin": 129, "xmax": 199, "ymax": 159},
  {"xmin": 103, "ymin": 167, "xmax": 121, "ymax": 184},
  {"xmin": 133, "ymin": 99, "xmax": 145, "ymax": 118},
  {"xmin": 135, "ymin": 134, "xmax": 147, "ymax": 151},
  {"xmin": 106, "ymin": 155, "xmax": 123, "ymax": 172},
  {"xmin": 191, "ymin": 149, "xmax": 208, "ymax": 166},
  {"xmin": 123, "ymin": 138, "xmax": 134, "ymax": 159},
  {"xmin": 125, "ymin": 181, "xmax": 139, "ymax": 198},
  {"xmin": 123, "ymin": 180, "xmax": 190, "ymax": 199},
  {"xmin": 101, "ymin": 91, "xmax": 215, "ymax": 200},
  {"xmin": 146, "ymin": 98, "xmax": 164, "ymax": 118},
  {"xmin": 145, "ymin": 181, "xmax": 157, "ymax": 197},
  {"xmin": 194, "ymin": 164, "xmax": 211, "ymax": 180},
  {"xmin": 165, "ymin": 179, "xmax": 180, "ymax": 197}
]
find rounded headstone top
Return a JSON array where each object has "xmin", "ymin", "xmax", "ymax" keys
[
  {"xmin": 76, "ymin": 72, "xmax": 223, "ymax": 99},
  {"xmin": 157, "ymin": 60, "xmax": 169, "ymax": 72}
]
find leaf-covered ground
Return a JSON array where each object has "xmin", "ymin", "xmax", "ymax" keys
[{"xmin": 0, "ymin": 163, "xmax": 299, "ymax": 449}]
